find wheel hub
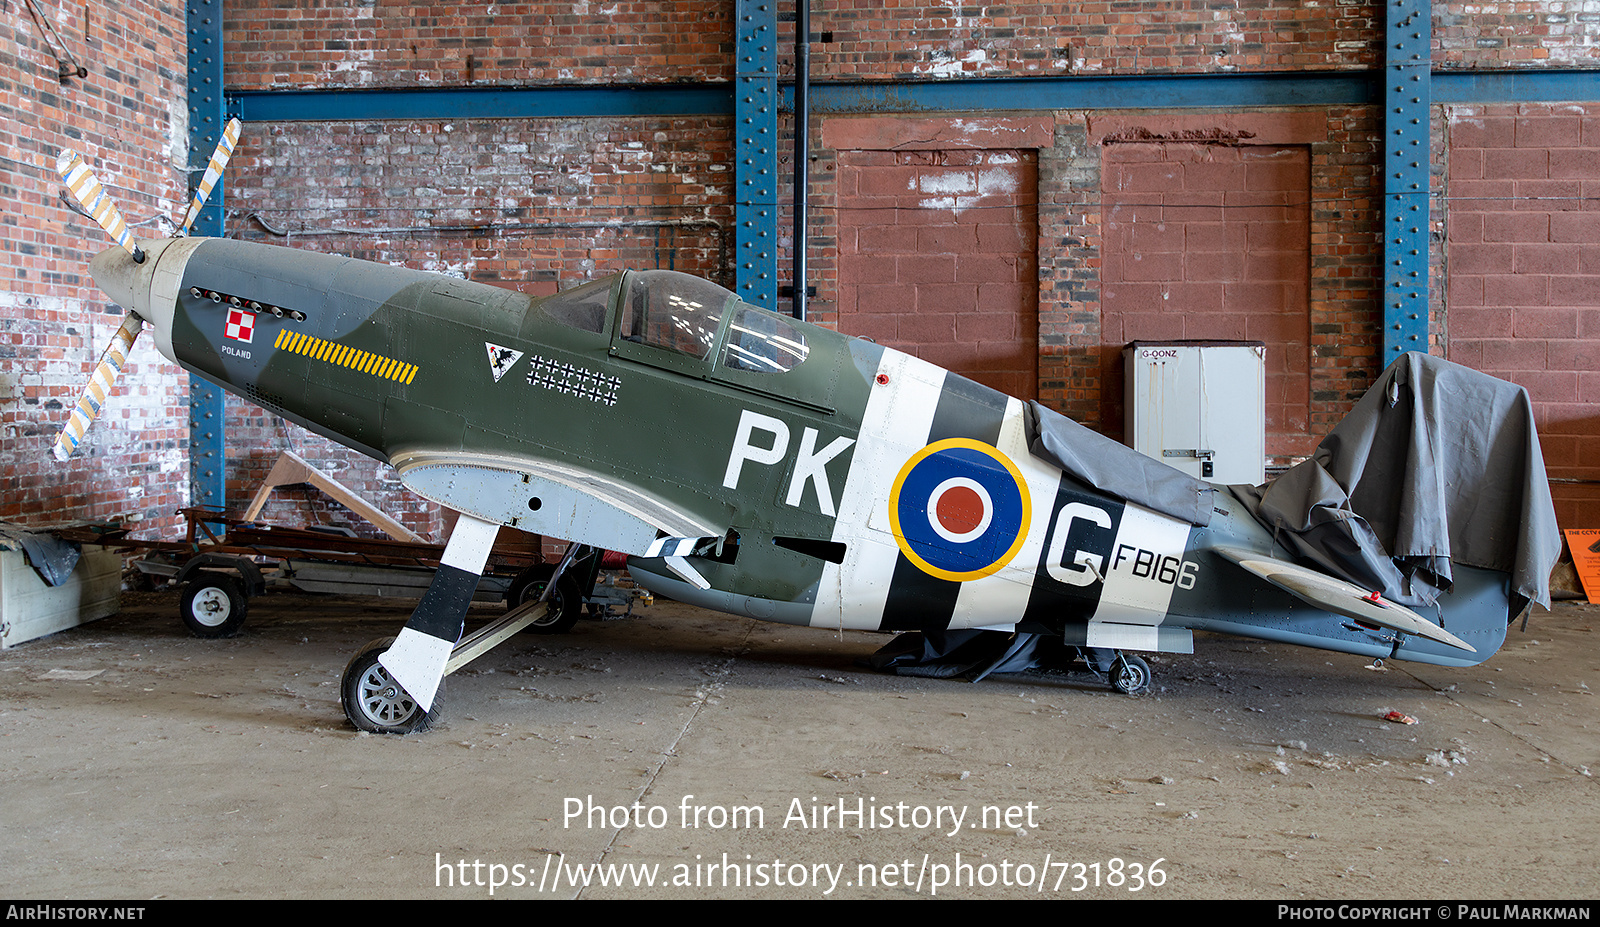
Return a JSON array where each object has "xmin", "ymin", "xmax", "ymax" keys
[
  {"xmin": 358, "ymin": 663, "xmax": 418, "ymax": 725},
  {"xmin": 193, "ymin": 588, "xmax": 231, "ymax": 625}
]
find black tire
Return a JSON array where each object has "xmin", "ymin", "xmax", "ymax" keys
[
  {"xmin": 505, "ymin": 564, "xmax": 582, "ymax": 634},
  {"xmin": 341, "ymin": 637, "xmax": 436, "ymax": 735},
  {"xmin": 1109, "ymin": 654, "xmax": 1152, "ymax": 696},
  {"xmin": 178, "ymin": 571, "xmax": 247, "ymax": 638}
]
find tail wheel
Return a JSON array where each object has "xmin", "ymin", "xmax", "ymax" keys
[
  {"xmin": 178, "ymin": 571, "xmax": 247, "ymax": 638},
  {"xmin": 505, "ymin": 564, "xmax": 581, "ymax": 634},
  {"xmin": 341, "ymin": 637, "xmax": 435, "ymax": 735},
  {"xmin": 1110, "ymin": 654, "xmax": 1152, "ymax": 696}
]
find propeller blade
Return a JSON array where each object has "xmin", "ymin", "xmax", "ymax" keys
[
  {"xmin": 52, "ymin": 313, "xmax": 144, "ymax": 461},
  {"xmin": 177, "ymin": 117, "xmax": 242, "ymax": 236},
  {"xmin": 56, "ymin": 150, "xmax": 143, "ymax": 261}
]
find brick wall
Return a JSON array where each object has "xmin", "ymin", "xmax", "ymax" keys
[
  {"xmin": 1100, "ymin": 141, "xmax": 1312, "ymax": 457},
  {"xmin": 802, "ymin": 0, "xmax": 1380, "ymax": 77},
  {"xmin": 826, "ymin": 118, "xmax": 1041, "ymax": 400},
  {"xmin": 225, "ymin": 0, "xmax": 734, "ymax": 89},
  {"xmin": 1437, "ymin": 2, "xmax": 1600, "ymax": 67},
  {"xmin": 0, "ymin": 0, "xmax": 190, "ymax": 535},
  {"xmin": 1443, "ymin": 103, "xmax": 1600, "ymax": 526},
  {"xmin": 7, "ymin": 1, "xmax": 1595, "ymax": 543}
]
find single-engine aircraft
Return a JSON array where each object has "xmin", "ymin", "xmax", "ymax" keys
[{"xmin": 51, "ymin": 127, "xmax": 1560, "ymax": 733}]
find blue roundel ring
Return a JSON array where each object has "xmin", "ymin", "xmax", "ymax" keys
[{"xmin": 889, "ymin": 438, "xmax": 1031, "ymax": 582}]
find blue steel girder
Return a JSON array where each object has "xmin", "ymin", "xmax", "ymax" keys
[
  {"xmin": 734, "ymin": 0, "xmax": 779, "ymax": 310},
  {"xmin": 230, "ymin": 71, "xmax": 1600, "ymax": 125},
  {"xmin": 187, "ymin": 0, "xmax": 226, "ymax": 511},
  {"xmin": 1384, "ymin": 0, "xmax": 1431, "ymax": 359}
]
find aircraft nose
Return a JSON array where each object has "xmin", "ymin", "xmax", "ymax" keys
[{"xmin": 88, "ymin": 243, "xmax": 144, "ymax": 310}]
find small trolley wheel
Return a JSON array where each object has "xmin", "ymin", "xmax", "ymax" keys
[
  {"xmin": 1110, "ymin": 654, "xmax": 1152, "ymax": 696},
  {"xmin": 505, "ymin": 564, "xmax": 582, "ymax": 634},
  {"xmin": 178, "ymin": 571, "xmax": 248, "ymax": 638},
  {"xmin": 341, "ymin": 637, "xmax": 435, "ymax": 735}
]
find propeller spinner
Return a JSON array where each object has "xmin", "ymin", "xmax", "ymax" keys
[{"xmin": 51, "ymin": 118, "xmax": 242, "ymax": 461}]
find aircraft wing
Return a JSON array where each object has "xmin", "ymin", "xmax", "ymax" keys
[
  {"xmin": 391, "ymin": 449, "xmax": 724, "ymax": 578},
  {"xmin": 1213, "ymin": 547, "xmax": 1476, "ymax": 653}
]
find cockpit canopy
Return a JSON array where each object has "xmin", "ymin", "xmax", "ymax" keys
[{"xmin": 539, "ymin": 269, "xmax": 810, "ymax": 374}]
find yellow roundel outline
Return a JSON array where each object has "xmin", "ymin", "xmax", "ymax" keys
[{"xmin": 888, "ymin": 437, "xmax": 1032, "ymax": 582}]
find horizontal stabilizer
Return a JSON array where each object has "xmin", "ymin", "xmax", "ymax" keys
[{"xmin": 1214, "ymin": 547, "xmax": 1475, "ymax": 653}]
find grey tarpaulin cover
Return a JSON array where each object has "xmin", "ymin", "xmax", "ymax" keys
[
  {"xmin": 1232, "ymin": 352, "xmax": 1560, "ymax": 610},
  {"xmin": 0, "ymin": 523, "xmax": 81, "ymax": 587},
  {"xmin": 1024, "ymin": 401, "xmax": 1215, "ymax": 527}
]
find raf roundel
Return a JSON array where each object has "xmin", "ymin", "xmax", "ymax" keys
[{"xmin": 889, "ymin": 438, "xmax": 1031, "ymax": 582}]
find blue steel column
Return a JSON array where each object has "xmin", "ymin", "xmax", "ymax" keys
[
  {"xmin": 734, "ymin": 0, "xmax": 779, "ymax": 310},
  {"xmin": 1383, "ymin": 0, "xmax": 1431, "ymax": 358},
  {"xmin": 187, "ymin": 0, "xmax": 226, "ymax": 510}
]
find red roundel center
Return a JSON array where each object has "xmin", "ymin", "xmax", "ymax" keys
[{"xmin": 935, "ymin": 485, "xmax": 986, "ymax": 535}]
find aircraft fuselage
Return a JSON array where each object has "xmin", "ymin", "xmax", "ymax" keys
[{"xmin": 101, "ymin": 237, "xmax": 1511, "ymax": 670}]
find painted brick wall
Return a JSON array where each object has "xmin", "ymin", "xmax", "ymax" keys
[
  {"xmin": 805, "ymin": 110, "xmax": 1380, "ymax": 469},
  {"xmin": 1437, "ymin": 2, "xmax": 1600, "ymax": 67},
  {"xmin": 1443, "ymin": 103, "xmax": 1600, "ymax": 527},
  {"xmin": 0, "ymin": 0, "xmax": 190, "ymax": 535},
  {"xmin": 1100, "ymin": 142, "xmax": 1312, "ymax": 458},
  {"xmin": 834, "ymin": 147, "xmax": 1039, "ymax": 400}
]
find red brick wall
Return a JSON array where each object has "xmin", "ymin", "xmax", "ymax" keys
[
  {"xmin": 1437, "ymin": 3, "xmax": 1600, "ymax": 66},
  {"xmin": 1100, "ymin": 142, "xmax": 1312, "ymax": 458},
  {"xmin": 225, "ymin": 1, "xmax": 734, "ymax": 89},
  {"xmin": 803, "ymin": 0, "xmax": 1380, "ymax": 76},
  {"xmin": 1443, "ymin": 103, "xmax": 1600, "ymax": 527},
  {"xmin": 0, "ymin": 0, "xmax": 190, "ymax": 535},
  {"xmin": 1085, "ymin": 113, "xmax": 1380, "ymax": 462},
  {"xmin": 833, "ymin": 144, "xmax": 1039, "ymax": 400}
]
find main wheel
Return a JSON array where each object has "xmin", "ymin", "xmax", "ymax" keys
[
  {"xmin": 1109, "ymin": 654, "xmax": 1152, "ymax": 696},
  {"xmin": 179, "ymin": 572, "xmax": 248, "ymax": 638},
  {"xmin": 341, "ymin": 637, "xmax": 435, "ymax": 734},
  {"xmin": 505, "ymin": 564, "xmax": 582, "ymax": 634}
]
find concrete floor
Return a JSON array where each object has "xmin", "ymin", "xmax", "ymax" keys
[{"xmin": 1, "ymin": 588, "xmax": 1596, "ymax": 899}]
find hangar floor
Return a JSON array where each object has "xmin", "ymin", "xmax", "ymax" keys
[{"xmin": 2, "ymin": 589, "xmax": 1596, "ymax": 899}]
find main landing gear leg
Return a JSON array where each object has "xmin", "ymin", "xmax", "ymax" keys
[
  {"xmin": 340, "ymin": 522, "xmax": 584, "ymax": 734},
  {"xmin": 1108, "ymin": 651, "xmax": 1152, "ymax": 696}
]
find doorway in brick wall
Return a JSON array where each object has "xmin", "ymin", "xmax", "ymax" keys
[
  {"xmin": 1099, "ymin": 142, "xmax": 1311, "ymax": 457},
  {"xmin": 835, "ymin": 148, "xmax": 1039, "ymax": 400}
]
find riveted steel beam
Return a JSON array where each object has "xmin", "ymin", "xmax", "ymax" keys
[
  {"xmin": 733, "ymin": 0, "xmax": 780, "ymax": 310},
  {"xmin": 187, "ymin": 0, "xmax": 226, "ymax": 511},
  {"xmin": 1383, "ymin": 0, "xmax": 1432, "ymax": 359}
]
